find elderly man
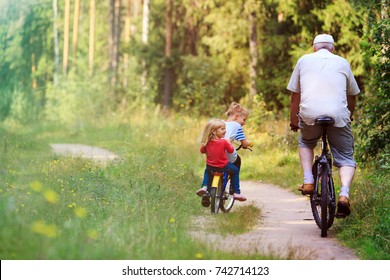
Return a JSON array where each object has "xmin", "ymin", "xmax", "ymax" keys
[{"xmin": 287, "ymin": 34, "xmax": 360, "ymax": 217}]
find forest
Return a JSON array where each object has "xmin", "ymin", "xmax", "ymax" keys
[{"xmin": 0, "ymin": 0, "xmax": 388, "ymax": 165}]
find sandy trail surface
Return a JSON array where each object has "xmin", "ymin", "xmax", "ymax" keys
[
  {"xmin": 51, "ymin": 144, "xmax": 358, "ymax": 260},
  {"xmin": 190, "ymin": 181, "xmax": 358, "ymax": 260},
  {"xmin": 51, "ymin": 144, "xmax": 118, "ymax": 164}
]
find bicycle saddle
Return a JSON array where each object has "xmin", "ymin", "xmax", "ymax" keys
[{"xmin": 315, "ymin": 117, "xmax": 334, "ymax": 126}]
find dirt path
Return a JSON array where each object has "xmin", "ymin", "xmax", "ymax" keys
[
  {"xmin": 51, "ymin": 144, "xmax": 358, "ymax": 260},
  {"xmin": 190, "ymin": 181, "xmax": 358, "ymax": 260},
  {"xmin": 51, "ymin": 144, "xmax": 118, "ymax": 164}
]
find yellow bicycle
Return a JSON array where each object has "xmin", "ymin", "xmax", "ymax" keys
[{"xmin": 207, "ymin": 143, "xmax": 253, "ymax": 214}]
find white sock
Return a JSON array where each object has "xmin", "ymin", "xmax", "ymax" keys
[
  {"xmin": 303, "ymin": 171, "xmax": 314, "ymax": 184},
  {"xmin": 339, "ymin": 186, "xmax": 350, "ymax": 198}
]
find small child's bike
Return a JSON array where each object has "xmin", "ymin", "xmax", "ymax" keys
[
  {"xmin": 208, "ymin": 170, "xmax": 234, "ymax": 214},
  {"xmin": 206, "ymin": 144, "xmax": 252, "ymax": 214}
]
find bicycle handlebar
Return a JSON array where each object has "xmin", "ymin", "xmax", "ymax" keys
[{"xmin": 237, "ymin": 141, "xmax": 253, "ymax": 151}]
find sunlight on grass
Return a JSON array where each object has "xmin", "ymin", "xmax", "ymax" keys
[{"xmin": 213, "ymin": 204, "xmax": 261, "ymax": 236}]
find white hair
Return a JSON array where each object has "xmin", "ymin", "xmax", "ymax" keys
[{"xmin": 314, "ymin": 42, "xmax": 334, "ymax": 52}]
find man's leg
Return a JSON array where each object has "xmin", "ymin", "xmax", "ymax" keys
[
  {"xmin": 339, "ymin": 166, "xmax": 355, "ymax": 197},
  {"xmin": 297, "ymin": 147, "xmax": 315, "ymax": 194},
  {"xmin": 327, "ymin": 124, "xmax": 356, "ymax": 217},
  {"xmin": 335, "ymin": 165, "xmax": 355, "ymax": 217},
  {"xmin": 297, "ymin": 121, "xmax": 322, "ymax": 194},
  {"xmin": 299, "ymin": 147, "xmax": 314, "ymax": 183}
]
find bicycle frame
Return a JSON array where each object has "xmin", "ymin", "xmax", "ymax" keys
[{"xmin": 209, "ymin": 171, "xmax": 234, "ymax": 214}]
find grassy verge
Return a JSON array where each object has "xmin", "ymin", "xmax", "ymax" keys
[
  {"xmin": 0, "ymin": 109, "xmax": 388, "ymax": 259},
  {"xmin": 0, "ymin": 115, "xmax": 266, "ymax": 260},
  {"xmin": 213, "ymin": 203, "xmax": 261, "ymax": 236}
]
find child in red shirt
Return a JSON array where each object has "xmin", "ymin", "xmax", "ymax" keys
[{"xmin": 196, "ymin": 119, "xmax": 246, "ymax": 207}]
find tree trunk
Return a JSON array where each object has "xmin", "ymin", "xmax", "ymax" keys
[
  {"xmin": 142, "ymin": 0, "xmax": 149, "ymax": 44},
  {"xmin": 112, "ymin": 0, "xmax": 121, "ymax": 87},
  {"xmin": 381, "ymin": 0, "xmax": 388, "ymax": 60},
  {"xmin": 89, "ymin": 0, "xmax": 95, "ymax": 76},
  {"xmin": 141, "ymin": 0, "xmax": 149, "ymax": 94},
  {"xmin": 31, "ymin": 52, "xmax": 37, "ymax": 91},
  {"xmin": 123, "ymin": 0, "xmax": 131, "ymax": 87},
  {"xmin": 72, "ymin": 0, "xmax": 80, "ymax": 68},
  {"xmin": 109, "ymin": 0, "xmax": 115, "ymax": 84},
  {"xmin": 249, "ymin": 11, "xmax": 258, "ymax": 105},
  {"xmin": 163, "ymin": 0, "xmax": 173, "ymax": 112},
  {"xmin": 53, "ymin": 0, "xmax": 59, "ymax": 86},
  {"xmin": 63, "ymin": 0, "xmax": 70, "ymax": 74}
]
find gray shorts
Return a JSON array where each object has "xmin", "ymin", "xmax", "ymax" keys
[{"xmin": 298, "ymin": 120, "xmax": 356, "ymax": 168}]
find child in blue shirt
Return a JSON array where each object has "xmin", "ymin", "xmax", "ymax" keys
[{"xmin": 224, "ymin": 102, "xmax": 252, "ymax": 201}]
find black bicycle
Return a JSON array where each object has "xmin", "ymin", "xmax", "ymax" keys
[{"xmin": 310, "ymin": 117, "xmax": 336, "ymax": 237}]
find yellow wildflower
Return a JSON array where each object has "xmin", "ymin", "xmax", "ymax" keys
[
  {"xmin": 44, "ymin": 190, "xmax": 59, "ymax": 204},
  {"xmin": 31, "ymin": 220, "xmax": 59, "ymax": 238},
  {"xmin": 74, "ymin": 207, "xmax": 87, "ymax": 218},
  {"xmin": 87, "ymin": 229, "xmax": 99, "ymax": 240},
  {"xmin": 195, "ymin": 252, "xmax": 204, "ymax": 259},
  {"xmin": 30, "ymin": 181, "xmax": 42, "ymax": 192}
]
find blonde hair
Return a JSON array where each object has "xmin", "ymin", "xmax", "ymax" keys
[
  {"xmin": 200, "ymin": 119, "xmax": 225, "ymax": 146},
  {"xmin": 225, "ymin": 102, "xmax": 249, "ymax": 117}
]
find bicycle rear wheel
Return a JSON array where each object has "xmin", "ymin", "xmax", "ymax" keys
[
  {"xmin": 310, "ymin": 161, "xmax": 322, "ymax": 228},
  {"xmin": 210, "ymin": 177, "xmax": 222, "ymax": 214},
  {"xmin": 320, "ymin": 165, "xmax": 329, "ymax": 237},
  {"xmin": 220, "ymin": 175, "xmax": 234, "ymax": 213},
  {"xmin": 311, "ymin": 162, "xmax": 335, "ymax": 237}
]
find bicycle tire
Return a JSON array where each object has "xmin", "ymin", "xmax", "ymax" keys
[
  {"xmin": 220, "ymin": 176, "xmax": 234, "ymax": 213},
  {"xmin": 310, "ymin": 162, "xmax": 336, "ymax": 233},
  {"xmin": 320, "ymin": 164, "xmax": 329, "ymax": 237},
  {"xmin": 210, "ymin": 176, "xmax": 221, "ymax": 214},
  {"xmin": 310, "ymin": 161, "xmax": 322, "ymax": 229},
  {"xmin": 327, "ymin": 174, "xmax": 336, "ymax": 228}
]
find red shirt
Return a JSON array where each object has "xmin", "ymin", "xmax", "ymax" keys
[{"xmin": 200, "ymin": 138, "xmax": 234, "ymax": 168}]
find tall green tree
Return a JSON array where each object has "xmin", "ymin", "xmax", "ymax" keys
[{"xmin": 353, "ymin": 0, "xmax": 389, "ymax": 166}]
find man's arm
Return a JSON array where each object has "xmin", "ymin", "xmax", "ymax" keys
[
  {"xmin": 290, "ymin": 92, "xmax": 300, "ymax": 131},
  {"xmin": 347, "ymin": 95, "xmax": 357, "ymax": 119}
]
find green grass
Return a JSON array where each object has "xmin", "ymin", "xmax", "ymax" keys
[
  {"xmin": 212, "ymin": 203, "xmax": 261, "ymax": 236},
  {"xmin": 0, "ymin": 110, "xmax": 388, "ymax": 260},
  {"xmin": 0, "ymin": 115, "xmax": 266, "ymax": 260}
]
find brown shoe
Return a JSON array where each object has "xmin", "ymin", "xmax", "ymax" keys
[
  {"xmin": 298, "ymin": 183, "xmax": 314, "ymax": 195},
  {"xmin": 336, "ymin": 196, "xmax": 351, "ymax": 218}
]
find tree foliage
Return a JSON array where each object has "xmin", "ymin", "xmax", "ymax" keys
[
  {"xmin": 353, "ymin": 0, "xmax": 389, "ymax": 167},
  {"xmin": 0, "ymin": 0, "xmax": 388, "ymax": 163}
]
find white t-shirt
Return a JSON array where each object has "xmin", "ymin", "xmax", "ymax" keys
[
  {"xmin": 287, "ymin": 49, "xmax": 360, "ymax": 127},
  {"xmin": 224, "ymin": 121, "xmax": 246, "ymax": 163}
]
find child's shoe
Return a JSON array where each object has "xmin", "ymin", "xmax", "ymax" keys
[
  {"xmin": 233, "ymin": 193, "xmax": 247, "ymax": 202},
  {"xmin": 196, "ymin": 186, "xmax": 207, "ymax": 197},
  {"xmin": 201, "ymin": 195, "xmax": 210, "ymax": 207}
]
